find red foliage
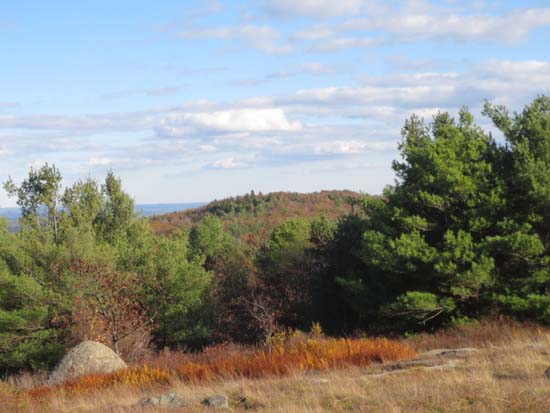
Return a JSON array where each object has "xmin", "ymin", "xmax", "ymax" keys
[
  {"xmin": 69, "ymin": 260, "xmax": 153, "ymax": 360},
  {"xmin": 149, "ymin": 190, "xmax": 363, "ymax": 247},
  {"xmin": 28, "ymin": 336, "xmax": 416, "ymax": 399}
]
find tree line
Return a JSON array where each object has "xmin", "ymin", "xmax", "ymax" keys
[{"xmin": 1, "ymin": 96, "xmax": 550, "ymax": 374}]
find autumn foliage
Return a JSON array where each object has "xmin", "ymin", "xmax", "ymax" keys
[
  {"xmin": 28, "ymin": 335, "xmax": 416, "ymax": 399},
  {"xmin": 68, "ymin": 260, "xmax": 153, "ymax": 360},
  {"xmin": 149, "ymin": 190, "xmax": 361, "ymax": 246}
]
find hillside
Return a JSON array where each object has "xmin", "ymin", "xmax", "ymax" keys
[
  {"xmin": 149, "ymin": 190, "xmax": 364, "ymax": 246},
  {"xmin": 4, "ymin": 320, "xmax": 550, "ymax": 413}
]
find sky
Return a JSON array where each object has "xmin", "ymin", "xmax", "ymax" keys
[{"xmin": 1, "ymin": 0, "xmax": 550, "ymax": 206}]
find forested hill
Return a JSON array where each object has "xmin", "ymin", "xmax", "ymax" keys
[{"xmin": 150, "ymin": 190, "xmax": 363, "ymax": 245}]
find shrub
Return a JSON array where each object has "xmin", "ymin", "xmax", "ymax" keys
[{"xmin": 28, "ymin": 336, "xmax": 416, "ymax": 399}]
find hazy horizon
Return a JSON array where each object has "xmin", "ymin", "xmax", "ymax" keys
[
  {"xmin": 1, "ymin": 0, "xmax": 550, "ymax": 207},
  {"xmin": 0, "ymin": 202, "xmax": 208, "ymax": 220}
]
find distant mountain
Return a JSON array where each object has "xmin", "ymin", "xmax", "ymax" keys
[
  {"xmin": 150, "ymin": 190, "xmax": 366, "ymax": 247},
  {"xmin": 0, "ymin": 203, "xmax": 207, "ymax": 230},
  {"xmin": 135, "ymin": 203, "xmax": 206, "ymax": 217},
  {"xmin": 0, "ymin": 207, "xmax": 21, "ymax": 221}
]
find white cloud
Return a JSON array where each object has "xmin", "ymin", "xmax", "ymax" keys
[
  {"xmin": 85, "ymin": 156, "xmax": 152, "ymax": 171},
  {"xmin": 0, "ymin": 145, "xmax": 12, "ymax": 156},
  {"xmin": 179, "ymin": 24, "xmax": 293, "ymax": 54},
  {"xmin": 295, "ymin": 6, "xmax": 550, "ymax": 51},
  {"xmin": 308, "ymin": 36, "xmax": 386, "ymax": 51},
  {"xmin": 283, "ymin": 61, "xmax": 550, "ymax": 114},
  {"xmin": 209, "ymin": 157, "xmax": 249, "ymax": 169},
  {"xmin": 476, "ymin": 59, "xmax": 550, "ymax": 82},
  {"xmin": 313, "ymin": 140, "xmax": 396, "ymax": 154},
  {"xmin": 88, "ymin": 157, "xmax": 114, "ymax": 166},
  {"xmin": 341, "ymin": 8, "xmax": 550, "ymax": 43},
  {"xmin": 0, "ymin": 110, "xmax": 163, "ymax": 132},
  {"xmin": 276, "ymin": 140, "xmax": 396, "ymax": 156},
  {"xmin": 289, "ymin": 83, "xmax": 460, "ymax": 108},
  {"xmin": 200, "ymin": 144, "xmax": 217, "ymax": 152},
  {"xmin": 265, "ymin": 0, "xmax": 365, "ymax": 18},
  {"xmin": 156, "ymin": 108, "xmax": 302, "ymax": 137},
  {"xmin": 3, "ymin": 59, "xmax": 549, "ymax": 183}
]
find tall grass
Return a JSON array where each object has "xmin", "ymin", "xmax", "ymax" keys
[
  {"xmin": 27, "ymin": 335, "xmax": 416, "ymax": 399},
  {"xmin": 405, "ymin": 317, "xmax": 548, "ymax": 350},
  {"xmin": 4, "ymin": 321, "xmax": 550, "ymax": 412}
]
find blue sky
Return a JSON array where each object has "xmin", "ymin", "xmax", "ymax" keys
[{"xmin": 1, "ymin": 0, "xmax": 550, "ymax": 206}]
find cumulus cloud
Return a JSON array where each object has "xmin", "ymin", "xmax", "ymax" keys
[
  {"xmin": 295, "ymin": 5, "xmax": 550, "ymax": 51},
  {"xmin": 281, "ymin": 61, "xmax": 550, "ymax": 116},
  {"xmin": 208, "ymin": 157, "xmax": 251, "ymax": 169},
  {"xmin": 274, "ymin": 139, "xmax": 396, "ymax": 156},
  {"xmin": 3, "ymin": 58, "xmax": 550, "ymax": 183},
  {"xmin": 88, "ymin": 157, "xmax": 116, "ymax": 166},
  {"xmin": 81, "ymin": 155, "xmax": 159, "ymax": 173},
  {"xmin": 313, "ymin": 140, "xmax": 396, "ymax": 154},
  {"xmin": 156, "ymin": 108, "xmax": 302, "ymax": 138},
  {"xmin": 164, "ymin": 3, "xmax": 550, "ymax": 55},
  {"xmin": 288, "ymin": 83, "xmax": 460, "ymax": 109},
  {"xmin": 352, "ymin": 7, "xmax": 550, "ymax": 43},
  {"xmin": 476, "ymin": 59, "xmax": 550, "ymax": 82}
]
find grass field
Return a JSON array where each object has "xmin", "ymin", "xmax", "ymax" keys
[{"xmin": 2, "ymin": 320, "xmax": 550, "ymax": 412}]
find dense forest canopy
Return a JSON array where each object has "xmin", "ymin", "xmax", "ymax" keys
[
  {"xmin": 149, "ymin": 190, "xmax": 362, "ymax": 243},
  {"xmin": 2, "ymin": 96, "xmax": 550, "ymax": 375}
]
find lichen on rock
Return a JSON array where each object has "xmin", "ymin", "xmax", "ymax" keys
[{"xmin": 49, "ymin": 341, "xmax": 127, "ymax": 384}]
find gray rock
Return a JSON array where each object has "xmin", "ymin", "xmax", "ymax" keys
[
  {"xmin": 233, "ymin": 396, "xmax": 265, "ymax": 410},
  {"xmin": 425, "ymin": 360, "xmax": 462, "ymax": 371},
  {"xmin": 421, "ymin": 347, "xmax": 479, "ymax": 359},
  {"xmin": 139, "ymin": 397, "xmax": 160, "ymax": 406},
  {"xmin": 139, "ymin": 393, "xmax": 186, "ymax": 408},
  {"xmin": 366, "ymin": 359, "xmax": 462, "ymax": 378},
  {"xmin": 384, "ymin": 358, "xmax": 443, "ymax": 371},
  {"xmin": 527, "ymin": 343, "xmax": 546, "ymax": 351},
  {"xmin": 49, "ymin": 341, "xmax": 127, "ymax": 384},
  {"xmin": 202, "ymin": 394, "xmax": 229, "ymax": 409},
  {"xmin": 308, "ymin": 377, "xmax": 330, "ymax": 384}
]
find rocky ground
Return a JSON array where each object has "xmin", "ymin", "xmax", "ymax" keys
[{"xmin": 4, "ymin": 321, "xmax": 550, "ymax": 412}]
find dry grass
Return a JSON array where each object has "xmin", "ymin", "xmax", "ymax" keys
[
  {"xmin": 405, "ymin": 317, "xmax": 547, "ymax": 351},
  {"xmin": 3, "ymin": 320, "xmax": 550, "ymax": 413},
  {"xmin": 7, "ymin": 335, "xmax": 415, "ymax": 410}
]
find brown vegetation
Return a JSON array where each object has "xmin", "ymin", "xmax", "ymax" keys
[
  {"xmin": 149, "ymin": 190, "xmax": 362, "ymax": 245},
  {"xmin": 68, "ymin": 260, "xmax": 153, "ymax": 360},
  {"xmin": 25, "ymin": 335, "xmax": 415, "ymax": 399},
  {"xmin": 0, "ymin": 321, "xmax": 550, "ymax": 413},
  {"xmin": 2, "ymin": 320, "xmax": 550, "ymax": 412}
]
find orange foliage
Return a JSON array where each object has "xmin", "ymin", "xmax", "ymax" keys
[
  {"xmin": 28, "ymin": 337, "xmax": 416, "ymax": 399},
  {"xmin": 149, "ymin": 190, "xmax": 364, "ymax": 246}
]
